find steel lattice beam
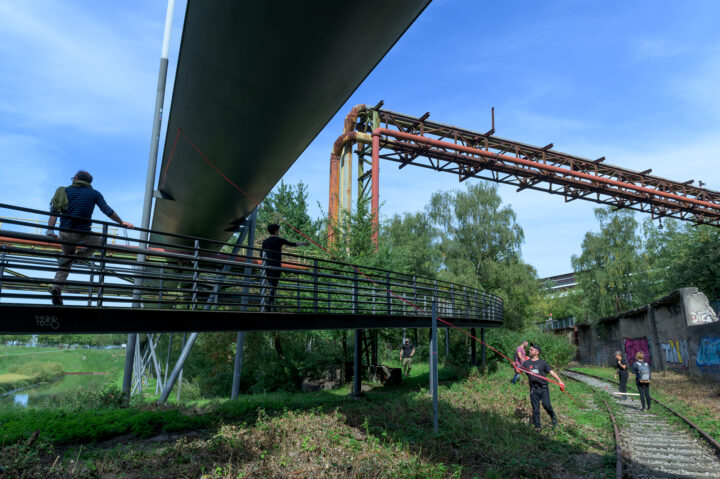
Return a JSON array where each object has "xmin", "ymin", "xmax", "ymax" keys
[{"xmin": 351, "ymin": 109, "xmax": 720, "ymax": 227}]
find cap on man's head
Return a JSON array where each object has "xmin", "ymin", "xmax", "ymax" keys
[
  {"xmin": 75, "ymin": 170, "xmax": 93, "ymax": 183},
  {"xmin": 267, "ymin": 224, "xmax": 280, "ymax": 235},
  {"xmin": 530, "ymin": 343, "xmax": 541, "ymax": 353}
]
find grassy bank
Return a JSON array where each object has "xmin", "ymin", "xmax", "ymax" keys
[
  {"xmin": 1, "ymin": 365, "xmax": 616, "ymax": 478},
  {"xmin": 570, "ymin": 365, "xmax": 720, "ymax": 441},
  {"xmin": 0, "ymin": 346, "xmax": 125, "ymax": 376},
  {"xmin": 0, "ymin": 362, "xmax": 65, "ymax": 394}
]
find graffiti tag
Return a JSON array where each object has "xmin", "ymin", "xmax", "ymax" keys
[
  {"xmin": 624, "ymin": 337, "xmax": 650, "ymax": 366},
  {"xmin": 696, "ymin": 336, "xmax": 720, "ymax": 370},
  {"xmin": 660, "ymin": 338, "xmax": 689, "ymax": 368},
  {"xmin": 35, "ymin": 315, "xmax": 59, "ymax": 330},
  {"xmin": 689, "ymin": 310, "xmax": 717, "ymax": 325}
]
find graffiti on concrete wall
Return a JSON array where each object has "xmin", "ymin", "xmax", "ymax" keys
[
  {"xmin": 660, "ymin": 339, "xmax": 689, "ymax": 368},
  {"xmin": 689, "ymin": 310, "xmax": 717, "ymax": 325},
  {"xmin": 686, "ymin": 292, "xmax": 718, "ymax": 325},
  {"xmin": 696, "ymin": 336, "xmax": 720, "ymax": 370},
  {"xmin": 624, "ymin": 337, "xmax": 650, "ymax": 366}
]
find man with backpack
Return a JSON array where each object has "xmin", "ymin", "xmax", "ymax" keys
[
  {"xmin": 631, "ymin": 351, "xmax": 652, "ymax": 411},
  {"xmin": 46, "ymin": 170, "xmax": 134, "ymax": 305}
]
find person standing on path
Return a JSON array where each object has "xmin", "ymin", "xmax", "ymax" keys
[
  {"xmin": 260, "ymin": 224, "xmax": 308, "ymax": 312},
  {"xmin": 615, "ymin": 351, "xmax": 628, "ymax": 401},
  {"xmin": 400, "ymin": 339, "xmax": 415, "ymax": 377},
  {"xmin": 511, "ymin": 340, "xmax": 528, "ymax": 384},
  {"xmin": 522, "ymin": 344, "xmax": 565, "ymax": 432},
  {"xmin": 46, "ymin": 170, "xmax": 134, "ymax": 305},
  {"xmin": 631, "ymin": 351, "xmax": 652, "ymax": 411}
]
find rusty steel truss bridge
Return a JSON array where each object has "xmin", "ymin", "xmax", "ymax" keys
[{"xmin": 329, "ymin": 105, "xmax": 720, "ymax": 239}]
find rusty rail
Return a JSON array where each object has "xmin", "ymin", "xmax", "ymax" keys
[{"xmin": 567, "ymin": 369, "xmax": 720, "ymax": 458}]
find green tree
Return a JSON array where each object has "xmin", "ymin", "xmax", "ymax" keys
[
  {"xmin": 644, "ymin": 218, "xmax": 720, "ymax": 300},
  {"xmin": 256, "ymin": 180, "xmax": 321, "ymax": 247},
  {"xmin": 571, "ymin": 208, "xmax": 652, "ymax": 320},
  {"xmin": 426, "ymin": 182, "xmax": 540, "ymax": 329},
  {"xmin": 382, "ymin": 211, "xmax": 440, "ymax": 278}
]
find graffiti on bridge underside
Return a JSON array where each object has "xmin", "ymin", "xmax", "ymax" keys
[
  {"xmin": 660, "ymin": 338, "xmax": 689, "ymax": 368},
  {"xmin": 624, "ymin": 337, "xmax": 650, "ymax": 366},
  {"xmin": 696, "ymin": 336, "xmax": 720, "ymax": 370}
]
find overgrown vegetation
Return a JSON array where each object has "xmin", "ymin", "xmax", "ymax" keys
[{"xmin": 0, "ymin": 367, "xmax": 614, "ymax": 478}]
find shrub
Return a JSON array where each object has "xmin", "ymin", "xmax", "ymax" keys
[{"xmin": 485, "ymin": 327, "xmax": 576, "ymax": 371}]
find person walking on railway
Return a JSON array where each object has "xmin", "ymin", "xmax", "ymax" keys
[
  {"xmin": 261, "ymin": 224, "xmax": 308, "ymax": 312},
  {"xmin": 511, "ymin": 340, "xmax": 529, "ymax": 384},
  {"xmin": 632, "ymin": 351, "xmax": 652, "ymax": 411},
  {"xmin": 46, "ymin": 170, "xmax": 134, "ymax": 306},
  {"xmin": 615, "ymin": 351, "xmax": 628, "ymax": 401},
  {"xmin": 400, "ymin": 339, "xmax": 415, "ymax": 377},
  {"xmin": 522, "ymin": 344, "xmax": 565, "ymax": 432}
]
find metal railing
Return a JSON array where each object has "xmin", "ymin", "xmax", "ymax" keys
[
  {"xmin": 0, "ymin": 203, "xmax": 504, "ymax": 323},
  {"xmin": 538, "ymin": 316, "xmax": 576, "ymax": 332}
]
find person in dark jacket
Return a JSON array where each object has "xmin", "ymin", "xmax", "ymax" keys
[
  {"xmin": 46, "ymin": 170, "xmax": 133, "ymax": 305},
  {"xmin": 260, "ymin": 224, "xmax": 308, "ymax": 311},
  {"xmin": 614, "ymin": 351, "xmax": 628, "ymax": 400},
  {"xmin": 631, "ymin": 351, "xmax": 652, "ymax": 411},
  {"xmin": 521, "ymin": 344, "xmax": 565, "ymax": 432}
]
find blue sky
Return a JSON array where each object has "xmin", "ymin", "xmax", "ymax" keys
[{"xmin": 1, "ymin": 1, "xmax": 719, "ymax": 278}]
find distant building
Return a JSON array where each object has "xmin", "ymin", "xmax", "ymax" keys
[{"xmin": 540, "ymin": 272, "xmax": 577, "ymax": 295}]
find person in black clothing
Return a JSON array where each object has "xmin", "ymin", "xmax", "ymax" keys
[
  {"xmin": 400, "ymin": 339, "xmax": 415, "ymax": 377},
  {"xmin": 521, "ymin": 344, "xmax": 565, "ymax": 432},
  {"xmin": 631, "ymin": 351, "xmax": 652, "ymax": 411},
  {"xmin": 614, "ymin": 351, "xmax": 628, "ymax": 401},
  {"xmin": 260, "ymin": 224, "xmax": 308, "ymax": 311}
]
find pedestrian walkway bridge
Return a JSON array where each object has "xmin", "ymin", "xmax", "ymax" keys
[{"xmin": 0, "ymin": 203, "xmax": 503, "ymax": 334}]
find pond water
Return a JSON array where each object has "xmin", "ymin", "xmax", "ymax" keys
[{"xmin": 3, "ymin": 374, "xmax": 113, "ymax": 407}]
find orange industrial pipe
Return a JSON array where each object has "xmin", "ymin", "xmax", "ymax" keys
[
  {"xmin": 371, "ymin": 133, "xmax": 380, "ymax": 245},
  {"xmin": 328, "ymin": 105, "xmax": 370, "ymax": 232},
  {"xmin": 371, "ymin": 128, "xmax": 720, "ymax": 213}
]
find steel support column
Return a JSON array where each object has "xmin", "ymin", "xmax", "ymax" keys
[
  {"xmin": 431, "ymin": 301, "xmax": 438, "ymax": 432},
  {"xmin": 352, "ymin": 329, "xmax": 362, "ymax": 397}
]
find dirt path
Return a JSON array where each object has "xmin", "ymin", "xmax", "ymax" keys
[{"xmin": 563, "ymin": 370, "xmax": 720, "ymax": 478}]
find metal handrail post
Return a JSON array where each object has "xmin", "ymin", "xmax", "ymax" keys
[
  {"xmin": 431, "ymin": 300, "xmax": 439, "ymax": 433},
  {"xmin": 96, "ymin": 225, "xmax": 108, "ymax": 307},
  {"xmin": 313, "ymin": 259, "xmax": 319, "ymax": 313},
  {"xmin": 386, "ymin": 271, "xmax": 391, "ymax": 314},
  {"xmin": 0, "ymin": 244, "xmax": 7, "ymax": 295}
]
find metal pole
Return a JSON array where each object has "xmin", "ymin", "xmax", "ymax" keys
[
  {"xmin": 160, "ymin": 332, "xmax": 197, "ymax": 404},
  {"xmin": 481, "ymin": 328, "xmax": 486, "ymax": 372},
  {"xmin": 177, "ymin": 332, "xmax": 186, "ymax": 400},
  {"xmin": 164, "ymin": 333, "xmax": 173, "ymax": 386},
  {"xmin": 124, "ymin": 0, "xmax": 177, "ymax": 400},
  {"xmin": 431, "ymin": 301, "xmax": 439, "ymax": 433},
  {"xmin": 470, "ymin": 328, "xmax": 477, "ymax": 366},
  {"xmin": 352, "ymin": 329, "xmax": 362, "ymax": 397},
  {"xmin": 232, "ymin": 209, "xmax": 257, "ymax": 399},
  {"xmin": 445, "ymin": 328, "xmax": 450, "ymax": 357}
]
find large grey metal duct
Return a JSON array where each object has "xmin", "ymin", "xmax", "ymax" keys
[{"xmin": 151, "ymin": 0, "xmax": 430, "ymax": 248}]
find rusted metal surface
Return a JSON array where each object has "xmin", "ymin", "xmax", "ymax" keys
[
  {"xmin": 347, "ymin": 108, "xmax": 720, "ymax": 227},
  {"xmin": 603, "ymin": 398, "xmax": 624, "ymax": 479}
]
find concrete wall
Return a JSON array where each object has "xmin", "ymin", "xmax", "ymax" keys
[{"xmin": 576, "ymin": 287, "xmax": 720, "ymax": 380}]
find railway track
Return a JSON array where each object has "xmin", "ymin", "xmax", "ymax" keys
[{"xmin": 564, "ymin": 370, "xmax": 720, "ymax": 478}]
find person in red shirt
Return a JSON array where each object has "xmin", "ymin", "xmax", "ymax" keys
[{"xmin": 510, "ymin": 340, "xmax": 528, "ymax": 384}]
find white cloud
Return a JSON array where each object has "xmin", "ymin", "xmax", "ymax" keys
[{"xmin": 0, "ymin": 1, "xmax": 161, "ymax": 135}]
